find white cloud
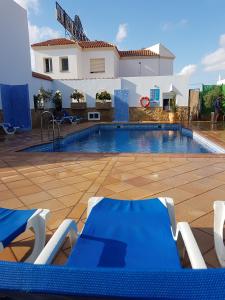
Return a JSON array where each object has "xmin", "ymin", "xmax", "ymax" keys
[
  {"xmin": 116, "ymin": 24, "xmax": 128, "ymax": 43},
  {"xmin": 14, "ymin": 0, "xmax": 39, "ymax": 14},
  {"xmin": 28, "ymin": 22, "xmax": 61, "ymax": 69},
  {"xmin": 161, "ymin": 19, "xmax": 188, "ymax": 31},
  {"xmin": 178, "ymin": 64, "xmax": 197, "ymax": 76},
  {"xmin": 202, "ymin": 34, "xmax": 225, "ymax": 72},
  {"xmin": 28, "ymin": 22, "xmax": 60, "ymax": 44}
]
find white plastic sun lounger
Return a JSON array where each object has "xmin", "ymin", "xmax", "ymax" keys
[
  {"xmin": 0, "ymin": 207, "xmax": 50, "ymax": 262},
  {"xmin": 35, "ymin": 197, "xmax": 206, "ymax": 269}
]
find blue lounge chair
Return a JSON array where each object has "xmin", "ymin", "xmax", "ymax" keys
[
  {"xmin": 35, "ymin": 197, "xmax": 206, "ymax": 269},
  {"xmin": 5, "ymin": 198, "xmax": 225, "ymax": 299},
  {"xmin": 0, "ymin": 208, "xmax": 50, "ymax": 262},
  {"xmin": 56, "ymin": 111, "xmax": 82, "ymax": 124},
  {"xmin": 0, "ymin": 123, "xmax": 20, "ymax": 135}
]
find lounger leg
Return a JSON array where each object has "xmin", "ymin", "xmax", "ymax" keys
[{"xmin": 26, "ymin": 209, "xmax": 50, "ymax": 263}]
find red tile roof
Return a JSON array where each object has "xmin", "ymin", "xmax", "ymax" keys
[
  {"xmin": 32, "ymin": 72, "xmax": 53, "ymax": 81},
  {"xmin": 77, "ymin": 40, "xmax": 115, "ymax": 49},
  {"xmin": 31, "ymin": 38, "xmax": 159, "ymax": 57},
  {"xmin": 31, "ymin": 38, "xmax": 76, "ymax": 47},
  {"xmin": 119, "ymin": 50, "xmax": 159, "ymax": 57}
]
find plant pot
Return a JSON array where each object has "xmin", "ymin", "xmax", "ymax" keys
[
  {"xmin": 96, "ymin": 102, "xmax": 112, "ymax": 110},
  {"xmin": 168, "ymin": 112, "xmax": 176, "ymax": 123},
  {"xmin": 71, "ymin": 102, "xmax": 87, "ymax": 110}
]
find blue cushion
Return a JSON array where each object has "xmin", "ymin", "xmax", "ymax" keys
[
  {"xmin": 67, "ymin": 198, "xmax": 181, "ymax": 269},
  {"xmin": 0, "ymin": 208, "xmax": 36, "ymax": 247}
]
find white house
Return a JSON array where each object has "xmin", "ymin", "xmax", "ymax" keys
[
  {"xmin": 31, "ymin": 39, "xmax": 175, "ymax": 79},
  {"xmin": 0, "ymin": 0, "xmax": 190, "ymax": 126}
]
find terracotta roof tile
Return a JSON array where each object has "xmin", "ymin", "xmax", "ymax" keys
[
  {"xmin": 32, "ymin": 72, "xmax": 53, "ymax": 81},
  {"xmin": 78, "ymin": 40, "xmax": 115, "ymax": 48},
  {"xmin": 119, "ymin": 50, "xmax": 159, "ymax": 57},
  {"xmin": 31, "ymin": 38, "xmax": 159, "ymax": 57},
  {"xmin": 31, "ymin": 38, "xmax": 76, "ymax": 47}
]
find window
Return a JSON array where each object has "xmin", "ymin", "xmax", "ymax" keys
[
  {"xmin": 90, "ymin": 58, "xmax": 105, "ymax": 73},
  {"xmin": 44, "ymin": 58, "xmax": 53, "ymax": 73},
  {"xmin": 60, "ymin": 57, "xmax": 69, "ymax": 72}
]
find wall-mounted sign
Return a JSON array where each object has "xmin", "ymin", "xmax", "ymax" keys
[{"xmin": 150, "ymin": 88, "xmax": 160, "ymax": 107}]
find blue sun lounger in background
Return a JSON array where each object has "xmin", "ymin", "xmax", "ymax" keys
[
  {"xmin": 56, "ymin": 111, "xmax": 82, "ymax": 124},
  {"xmin": 0, "ymin": 208, "xmax": 49, "ymax": 262},
  {"xmin": 0, "ymin": 123, "xmax": 21, "ymax": 134}
]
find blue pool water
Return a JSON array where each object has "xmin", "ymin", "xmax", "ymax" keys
[{"xmin": 24, "ymin": 124, "xmax": 211, "ymax": 153}]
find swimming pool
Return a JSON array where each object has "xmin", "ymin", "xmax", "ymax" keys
[{"xmin": 23, "ymin": 124, "xmax": 225, "ymax": 154}]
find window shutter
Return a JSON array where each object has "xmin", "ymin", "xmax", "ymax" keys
[{"xmin": 90, "ymin": 58, "xmax": 105, "ymax": 73}]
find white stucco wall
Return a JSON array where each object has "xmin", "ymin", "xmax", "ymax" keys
[
  {"xmin": 53, "ymin": 75, "xmax": 188, "ymax": 108},
  {"xmin": 29, "ymin": 77, "xmax": 54, "ymax": 109},
  {"xmin": 55, "ymin": 78, "xmax": 121, "ymax": 108},
  {"xmin": 81, "ymin": 49, "xmax": 118, "ymax": 79},
  {"xmin": 0, "ymin": 0, "xmax": 32, "ymax": 108},
  {"xmin": 121, "ymin": 75, "xmax": 189, "ymax": 107},
  {"xmin": 119, "ymin": 57, "xmax": 173, "ymax": 77},
  {"xmin": 33, "ymin": 47, "xmax": 82, "ymax": 80}
]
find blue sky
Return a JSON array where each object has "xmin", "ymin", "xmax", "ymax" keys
[{"xmin": 16, "ymin": 0, "xmax": 225, "ymax": 87}]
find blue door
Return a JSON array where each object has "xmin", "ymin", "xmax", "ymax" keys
[{"xmin": 114, "ymin": 89, "xmax": 129, "ymax": 122}]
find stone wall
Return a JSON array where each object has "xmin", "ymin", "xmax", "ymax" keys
[
  {"xmin": 129, "ymin": 107, "xmax": 189, "ymax": 122},
  {"xmin": 31, "ymin": 108, "xmax": 114, "ymax": 128}
]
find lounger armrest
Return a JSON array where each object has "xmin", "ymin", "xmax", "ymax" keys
[
  {"xmin": 35, "ymin": 219, "xmax": 78, "ymax": 265},
  {"xmin": 176, "ymin": 222, "xmax": 207, "ymax": 269},
  {"xmin": 214, "ymin": 201, "xmax": 225, "ymax": 267}
]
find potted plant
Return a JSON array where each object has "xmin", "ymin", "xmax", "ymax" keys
[
  {"xmin": 168, "ymin": 98, "xmax": 178, "ymax": 123},
  {"xmin": 52, "ymin": 90, "xmax": 62, "ymax": 112},
  {"xmin": 70, "ymin": 90, "xmax": 86, "ymax": 109},
  {"xmin": 96, "ymin": 90, "xmax": 112, "ymax": 109},
  {"xmin": 37, "ymin": 87, "xmax": 52, "ymax": 110}
]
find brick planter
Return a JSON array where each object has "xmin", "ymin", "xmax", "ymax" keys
[
  {"xmin": 96, "ymin": 102, "xmax": 112, "ymax": 110},
  {"xmin": 71, "ymin": 103, "xmax": 87, "ymax": 110}
]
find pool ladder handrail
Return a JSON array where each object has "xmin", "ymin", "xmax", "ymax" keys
[{"xmin": 41, "ymin": 111, "xmax": 61, "ymax": 150}]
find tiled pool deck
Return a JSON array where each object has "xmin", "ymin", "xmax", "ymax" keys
[{"xmin": 1, "ymin": 121, "xmax": 225, "ymax": 267}]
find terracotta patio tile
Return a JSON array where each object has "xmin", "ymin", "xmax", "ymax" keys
[
  {"xmin": 191, "ymin": 212, "xmax": 214, "ymax": 236},
  {"xmin": 0, "ymin": 189, "xmax": 16, "ymax": 200},
  {"xmin": 124, "ymin": 176, "xmax": 153, "ymax": 187},
  {"xmin": 23, "ymin": 170, "xmax": 47, "ymax": 178},
  {"xmin": 105, "ymin": 182, "xmax": 134, "ymax": 193},
  {"xmin": 47, "ymin": 208, "xmax": 72, "ymax": 231},
  {"xmin": 204, "ymin": 248, "xmax": 220, "ymax": 268},
  {"xmin": 74, "ymin": 180, "xmax": 92, "ymax": 192},
  {"xmin": 12, "ymin": 185, "xmax": 42, "ymax": 197},
  {"xmin": 152, "ymin": 188, "xmax": 195, "ymax": 204},
  {"xmin": 0, "ymin": 197, "xmax": 24, "ymax": 209},
  {"xmin": 178, "ymin": 181, "xmax": 213, "ymax": 195},
  {"xmin": 0, "ymin": 247, "xmax": 17, "ymax": 262},
  {"xmin": 53, "ymin": 250, "xmax": 68, "ymax": 265},
  {"xmin": 57, "ymin": 192, "xmax": 83, "ymax": 208},
  {"xmin": 28, "ymin": 198, "xmax": 66, "ymax": 212},
  {"xmin": 30, "ymin": 175, "xmax": 56, "ymax": 184},
  {"xmin": 40, "ymin": 180, "xmax": 70, "ymax": 190},
  {"xmin": 174, "ymin": 202, "xmax": 207, "ymax": 223},
  {"xmin": 1, "ymin": 174, "xmax": 25, "ymax": 183},
  {"xmin": 48, "ymin": 185, "xmax": 79, "ymax": 198},
  {"xmin": 60, "ymin": 176, "xmax": 88, "ymax": 185},
  {"xmin": 0, "ymin": 183, "xmax": 8, "ymax": 192},
  {"xmin": 95, "ymin": 187, "xmax": 113, "ymax": 197},
  {"xmin": 103, "ymin": 176, "xmax": 120, "ymax": 185},
  {"xmin": 6, "ymin": 179, "xmax": 33, "ymax": 190},
  {"xmin": 192, "ymin": 228, "xmax": 214, "ymax": 255},
  {"xmin": 79, "ymin": 192, "xmax": 95, "ymax": 204},
  {"xmin": 19, "ymin": 191, "xmax": 53, "ymax": 205},
  {"xmin": 68, "ymin": 203, "xmax": 87, "ymax": 220}
]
